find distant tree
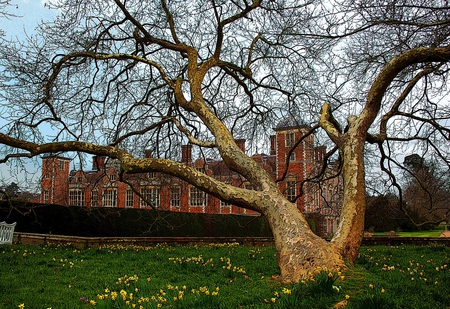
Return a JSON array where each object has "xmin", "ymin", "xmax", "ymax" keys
[
  {"xmin": 402, "ymin": 154, "xmax": 450, "ymax": 228},
  {"xmin": 0, "ymin": 1, "xmax": 449, "ymax": 282},
  {"xmin": 365, "ymin": 194, "xmax": 412, "ymax": 232},
  {"xmin": 4, "ymin": 182, "xmax": 20, "ymax": 198}
]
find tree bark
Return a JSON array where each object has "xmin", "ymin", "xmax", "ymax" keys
[
  {"xmin": 331, "ymin": 130, "xmax": 367, "ymax": 264},
  {"xmin": 260, "ymin": 191, "xmax": 345, "ymax": 283}
]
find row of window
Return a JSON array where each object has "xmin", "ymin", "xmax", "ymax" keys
[
  {"xmin": 73, "ymin": 172, "xmax": 158, "ymax": 184},
  {"xmin": 65, "ymin": 186, "xmax": 213, "ymax": 208},
  {"xmin": 46, "ymin": 179, "xmax": 301, "ymax": 208}
]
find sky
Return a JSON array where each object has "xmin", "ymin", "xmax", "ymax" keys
[
  {"xmin": 0, "ymin": 0, "xmax": 57, "ymax": 192},
  {"xmin": 2, "ymin": 0, "xmax": 56, "ymax": 37},
  {"xmin": 0, "ymin": 1, "xmax": 446, "ymax": 195}
]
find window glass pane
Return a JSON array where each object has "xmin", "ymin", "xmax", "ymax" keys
[
  {"xmin": 103, "ymin": 189, "xmax": 117, "ymax": 207},
  {"xmin": 140, "ymin": 186, "xmax": 160, "ymax": 207},
  {"xmin": 126, "ymin": 189, "xmax": 134, "ymax": 208},
  {"xmin": 286, "ymin": 180, "xmax": 296, "ymax": 202},
  {"xmin": 171, "ymin": 187, "xmax": 180, "ymax": 207},
  {"xmin": 189, "ymin": 187, "xmax": 206, "ymax": 206}
]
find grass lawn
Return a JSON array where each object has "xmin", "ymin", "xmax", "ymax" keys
[
  {"xmin": 372, "ymin": 225, "xmax": 447, "ymax": 237},
  {"xmin": 0, "ymin": 242, "xmax": 449, "ymax": 309}
]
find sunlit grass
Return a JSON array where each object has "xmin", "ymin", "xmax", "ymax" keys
[
  {"xmin": 348, "ymin": 244, "xmax": 450, "ymax": 309},
  {"xmin": 372, "ymin": 225, "xmax": 446, "ymax": 237},
  {"xmin": 0, "ymin": 242, "xmax": 449, "ymax": 308}
]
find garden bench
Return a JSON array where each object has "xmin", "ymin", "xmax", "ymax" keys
[{"xmin": 0, "ymin": 221, "xmax": 17, "ymax": 244}]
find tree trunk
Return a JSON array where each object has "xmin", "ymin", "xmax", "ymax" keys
[
  {"xmin": 262, "ymin": 192, "xmax": 345, "ymax": 283},
  {"xmin": 331, "ymin": 132, "xmax": 366, "ymax": 264}
]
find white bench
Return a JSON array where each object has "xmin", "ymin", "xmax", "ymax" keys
[{"xmin": 0, "ymin": 221, "xmax": 17, "ymax": 244}]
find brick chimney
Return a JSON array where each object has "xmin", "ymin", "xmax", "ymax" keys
[
  {"xmin": 314, "ymin": 146, "xmax": 326, "ymax": 162},
  {"xmin": 92, "ymin": 156, "xmax": 106, "ymax": 170},
  {"xmin": 144, "ymin": 149, "xmax": 152, "ymax": 158},
  {"xmin": 270, "ymin": 135, "xmax": 276, "ymax": 155},
  {"xmin": 181, "ymin": 145, "xmax": 192, "ymax": 163},
  {"xmin": 235, "ymin": 139, "xmax": 246, "ymax": 153}
]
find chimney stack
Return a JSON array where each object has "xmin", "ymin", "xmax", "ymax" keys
[
  {"xmin": 235, "ymin": 139, "xmax": 246, "ymax": 153},
  {"xmin": 181, "ymin": 145, "xmax": 192, "ymax": 163},
  {"xmin": 270, "ymin": 135, "xmax": 276, "ymax": 155},
  {"xmin": 92, "ymin": 156, "xmax": 106, "ymax": 170},
  {"xmin": 144, "ymin": 149, "xmax": 152, "ymax": 158},
  {"xmin": 314, "ymin": 146, "xmax": 326, "ymax": 162}
]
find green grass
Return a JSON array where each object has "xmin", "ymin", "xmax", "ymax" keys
[
  {"xmin": 372, "ymin": 225, "xmax": 446, "ymax": 237},
  {"xmin": 349, "ymin": 244, "xmax": 450, "ymax": 309},
  {"xmin": 0, "ymin": 242, "xmax": 449, "ymax": 309}
]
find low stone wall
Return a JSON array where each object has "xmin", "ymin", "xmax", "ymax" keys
[
  {"xmin": 11, "ymin": 233, "xmax": 450, "ymax": 249},
  {"xmin": 12, "ymin": 232, "xmax": 275, "ymax": 248},
  {"xmin": 361, "ymin": 236, "xmax": 450, "ymax": 246}
]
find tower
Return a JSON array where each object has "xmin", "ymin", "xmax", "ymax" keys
[
  {"xmin": 40, "ymin": 154, "xmax": 71, "ymax": 205},
  {"xmin": 273, "ymin": 117, "xmax": 316, "ymax": 211}
]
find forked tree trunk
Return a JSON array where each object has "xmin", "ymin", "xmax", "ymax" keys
[
  {"xmin": 261, "ymin": 193, "xmax": 345, "ymax": 283},
  {"xmin": 331, "ymin": 132, "xmax": 367, "ymax": 264},
  {"xmin": 260, "ymin": 129, "xmax": 367, "ymax": 283}
]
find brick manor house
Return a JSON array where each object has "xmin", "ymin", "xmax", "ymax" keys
[{"xmin": 40, "ymin": 118, "xmax": 343, "ymax": 235}]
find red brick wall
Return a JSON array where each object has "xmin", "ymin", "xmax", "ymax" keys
[
  {"xmin": 40, "ymin": 156, "xmax": 70, "ymax": 205},
  {"xmin": 40, "ymin": 126, "xmax": 339, "ymax": 221},
  {"xmin": 274, "ymin": 128, "xmax": 318, "ymax": 212}
]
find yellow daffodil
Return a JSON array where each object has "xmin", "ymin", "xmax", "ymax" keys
[{"xmin": 282, "ymin": 287, "xmax": 292, "ymax": 294}]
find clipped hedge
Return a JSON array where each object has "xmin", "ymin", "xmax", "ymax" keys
[{"xmin": 0, "ymin": 201, "xmax": 273, "ymax": 237}]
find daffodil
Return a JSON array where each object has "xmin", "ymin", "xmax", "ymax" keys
[{"xmin": 282, "ymin": 287, "xmax": 291, "ymax": 294}]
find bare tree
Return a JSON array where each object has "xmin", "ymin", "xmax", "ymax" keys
[
  {"xmin": 402, "ymin": 154, "xmax": 450, "ymax": 227},
  {"xmin": 0, "ymin": 0, "xmax": 449, "ymax": 283},
  {"xmin": 0, "ymin": 1, "xmax": 16, "ymax": 17},
  {"xmin": 0, "ymin": 1, "xmax": 18, "ymax": 36}
]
